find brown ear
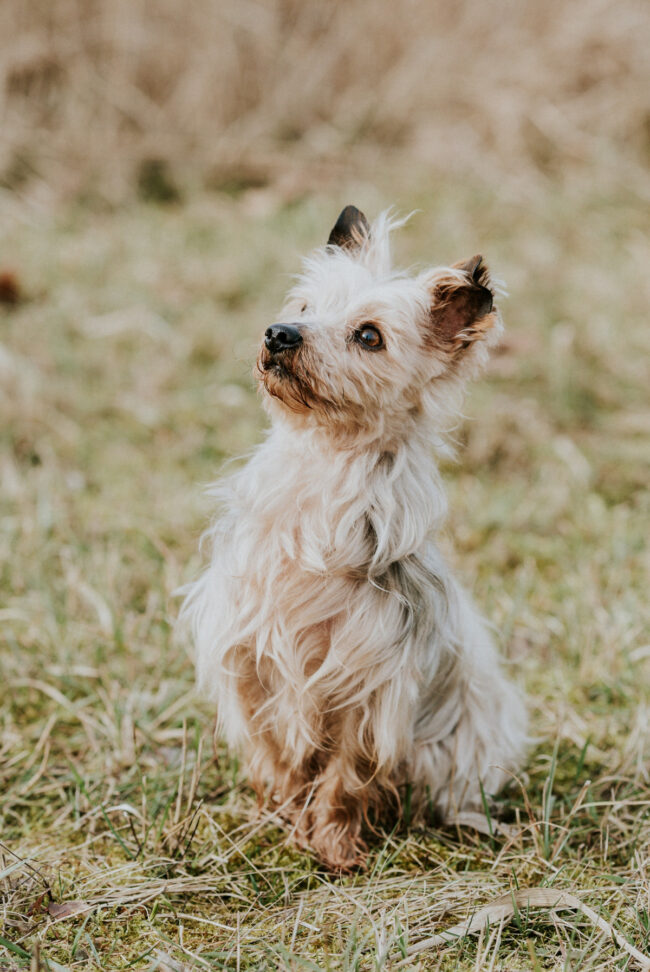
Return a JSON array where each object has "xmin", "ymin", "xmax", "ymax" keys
[
  {"xmin": 327, "ymin": 205, "xmax": 370, "ymax": 250},
  {"xmin": 428, "ymin": 255, "xmax": 495, "ymax": 351}
]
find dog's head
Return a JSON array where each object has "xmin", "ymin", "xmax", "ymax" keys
[{"xmin": 256, "ymin": 206, "xmax": 502, "ymax": 440}]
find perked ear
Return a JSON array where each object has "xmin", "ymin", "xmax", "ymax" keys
[
  {"xmin": 428, "ymin": 255, "xmax": 496, "ymax": 352},
  {"xmin": 327, "ymin": 205, "xmax": 370, "ymax": 250}
]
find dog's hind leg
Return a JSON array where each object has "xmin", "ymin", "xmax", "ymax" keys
[{"xmin": 411, "ymin": 589, "xmax": 527, "ymax": 820}]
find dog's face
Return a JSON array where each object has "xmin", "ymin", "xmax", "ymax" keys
[{"xmin": 256, "ymin": 206, "xmax": 501, "ymax": 437}]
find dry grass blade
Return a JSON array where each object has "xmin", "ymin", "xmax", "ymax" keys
[{"xmin": 402, "ymin": 888, "xmax": 650, "ymax": 969}]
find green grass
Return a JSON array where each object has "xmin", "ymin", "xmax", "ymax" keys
[{"xmin": 1, "ymin": 173, "xmax": 649, "ymax": 970}]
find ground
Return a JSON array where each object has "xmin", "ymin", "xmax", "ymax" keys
[{"xmin": 1, "ymin": 172, "xmax": 649, "ymax": 970}]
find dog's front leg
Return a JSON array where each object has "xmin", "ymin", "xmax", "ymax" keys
[{"xmin": 294, "ymin": 758, "xmax": 368, "ymax": 871}]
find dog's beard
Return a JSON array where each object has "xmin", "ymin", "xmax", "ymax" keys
[
  {"xmin": 255, "ymin": 345, "xmax": 374, "ymax": 438},
  {"xmin": 256, "ymin": 346, "xmax": 323, "ymax": 413}
]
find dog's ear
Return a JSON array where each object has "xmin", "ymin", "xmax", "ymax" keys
[
  {"xmin": 327, "ymin": 205, "xmax": 370, "ymax": 250},
  {"xmin": 427, "ymin": 255, "xmax": 496, "ymax": 351}
]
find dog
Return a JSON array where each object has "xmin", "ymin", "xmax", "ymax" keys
[{"xmin": 181, "ymin": 206, "xmax": 527, "ymax": 870}]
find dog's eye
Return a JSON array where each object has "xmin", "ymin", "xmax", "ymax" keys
[
  {"xmin": 356, "ymin": 325, "xmax": 383, "ymax": 350},
  {"xmin": 300, "ymin": 303, "xmax": 308, "ymax": 314}
]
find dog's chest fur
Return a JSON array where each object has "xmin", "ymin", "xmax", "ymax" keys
[{"xmin": 216, "ymin": 426, "xmax": 452, "ymax": 719}]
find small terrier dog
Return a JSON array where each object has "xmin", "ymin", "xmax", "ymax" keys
[{"xmin": 182, "ymin": 206, "xmax": 527, "ymax": 869}]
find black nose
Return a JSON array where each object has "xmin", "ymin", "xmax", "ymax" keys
[{"xmin": 265, "ymin": 323, "xmax": 303, "ymax": 354}]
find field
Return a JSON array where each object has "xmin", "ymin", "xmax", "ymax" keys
[
  {"xmin": 1, "ymin": 169, "xmax": 649, "ymax": 969},
  {"xmin": 1, "ymin": 0, "xmax": 650, "ymax": 968}
]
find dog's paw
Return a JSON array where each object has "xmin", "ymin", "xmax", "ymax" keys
[{"xmin": 312, "ymin": 831, "xmax": 368, "ymax": 873}]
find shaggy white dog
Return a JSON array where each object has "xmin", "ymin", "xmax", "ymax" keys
[{"xmin": 181, "ymin": 206, "xmax": 527, "ymax": 869}]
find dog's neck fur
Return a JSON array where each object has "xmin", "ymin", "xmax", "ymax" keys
[{"xmin": 235, "ymin": 413, "xmax": 448, "ymax": 578}]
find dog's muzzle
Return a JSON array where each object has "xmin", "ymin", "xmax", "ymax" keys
[{"xmin": 264, "ymin": 323, "xmax": 303, "ymax": 355}]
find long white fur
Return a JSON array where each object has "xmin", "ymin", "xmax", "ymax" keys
[{"xmin": 181, "ymin": 211, "xmax": 527, "ymax": 862}]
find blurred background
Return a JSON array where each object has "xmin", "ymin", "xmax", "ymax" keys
[
  {"xmin": 2, "ymin": 0, "xmax": 649, "ymax": 203},
  {"xmin": 1, "ymin": 2, "xmax": 650, "ymax": 967}
]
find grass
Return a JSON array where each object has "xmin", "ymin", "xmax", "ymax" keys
[{"xmin": 0, "ymin": 170, "xmax": 649, "ymax": 970}]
